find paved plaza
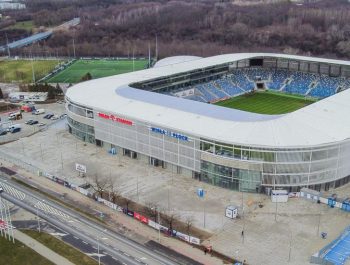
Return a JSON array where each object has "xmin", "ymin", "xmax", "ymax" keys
[{"xmin": 1, "ymin": 103, "xmax": 350, "ymax": 265}]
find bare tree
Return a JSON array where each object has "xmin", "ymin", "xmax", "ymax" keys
[
  {"xmin": 108, "ymin": 177, "xmax": 122, "ymax": 204},
  {"xmin": 185, "ymin": 215, "xmax": 194, "ymax": 236},
  {"xmin": 123, "ymin": 197, "xmax": 132, "ymax": 211},
  {"xmin": 89, "ymin": 174, "xmax": 109, "ymax": 198},
  {"xmin": 144, "ymin": 201, "xmax": 158, "ymax": 222},
  {"xmin": 161, "ymin": 210, "xmax": 178, "ymax": 232}
]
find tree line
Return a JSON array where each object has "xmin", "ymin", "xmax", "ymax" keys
[{"xmin": 4, "ymin": 0, "xmax": 350, "ymax": 59}]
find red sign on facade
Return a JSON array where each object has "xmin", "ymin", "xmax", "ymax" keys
[
  {"xmin": 134, "ymin": 212, "xmax": 141, "ymax": 220},
  {"xmin": 98, "ymin": 112, "xmax": 133, "ymax": 126},
  {"xmin": 140, "ymin": 215, "xmax": 149, "ymax": 224}
]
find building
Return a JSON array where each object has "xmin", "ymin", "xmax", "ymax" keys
[
  {"xmin": 65, "ymin": 53, "xmax": 350, "ymax": 193},
  {"xmin": 9, "ymin": 92, "xmax": 48, "ymax": 102}
]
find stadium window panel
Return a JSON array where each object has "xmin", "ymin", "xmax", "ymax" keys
[
  {"xmin": 200, "ymin": 141, "xmax": 214, "ymax": 153},
  {"xmin": 215, "ymin": 142, "xmax": 233, "ymax": 157},
  {"xmin": 234, "ymin": 147, "xmax": 242, "ymax": 159},
  {"xmin": 311, "ymin": 149, "xmax": 328, "ymax": 161},
  {"xmin": 262, "ymin": 152, "xmax": 275, "ymax": 162}
]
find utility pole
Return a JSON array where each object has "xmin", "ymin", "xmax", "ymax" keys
[
  {"xmin": 148, "ymin": 42, "xmax": 151, "ymax": 68},
  {"xmin": 317, "ymin": 209, "xmax": 321, "ymax": 236},
  {"xmin": 5, "ymin": 33, "xmax": 10, "ymax": 57},
  {"xmin": 155, "ymin": 34, "xmax": 158, "ymax": 61},
  {"xmin": 288, "ymin": 231, "xmax": 293, "ymax": 262},
  {"xmin": 73, "ymin": 38, "xmax": 76, "ymax": 59},
  {"xmin": 36, "ymin": 207, "xmax": 41, "ymax": 233},
  {"xmin": 132, "ymin": 47, "xmax": 135, "ymax": 72}
]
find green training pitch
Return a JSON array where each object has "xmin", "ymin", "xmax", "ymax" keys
[
  {"xmin": 215, "ymin": 91, "xmax": 317, "ymax": 114},
  {"xmin": 47, "ymin": 59, "xmax": 148, "ymax": 83},
  {"xmin": 0, "ymin": 60, "xmax": 61, "ymax": 83}
]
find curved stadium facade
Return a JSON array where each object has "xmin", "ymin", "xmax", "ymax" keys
[{"xmin": 65, "ymin": 53, "xmax": 350, "ymax": 193}]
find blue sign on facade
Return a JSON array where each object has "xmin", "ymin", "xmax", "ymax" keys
[
  {"xmin": 151, "ymin": 127, "xmax": 189, "ymax": 141},
  {"xmin": 342, "ymin": 201, "xmax": 350, "ymax": 212},
  {"xmin": 197, "ymin": 188, "xmax": 205, "ymax": 198}
]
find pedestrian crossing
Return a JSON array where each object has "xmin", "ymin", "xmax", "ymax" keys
[
  {"xmin": 0, "ymin": 182, "xmax": 26, "ymax": 201},
  {"xmin": 34, "ymin": 201, "xmax": 70, "ymax": 220}
]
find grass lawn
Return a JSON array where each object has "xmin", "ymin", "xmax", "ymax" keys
[
  {"xmin": 0, "ymin": 60, "xmax": 61, "ymax": 83},
  {"xmin": 22, "ymin": 230, "xmax": 98, "ymax": 265},
  {"xmin": 0, "ymin": 235, "xmax": 55, "ymax": 265},
  {"xmin": 47, "ymin": 59, "xmax": 148, "ymax": 83},
  {"xmin": 6, "ymin": 20, "xmax": 34, "ymax": 31},
  {"xmin": 215, "ymin": 90, "xmax": 317, "ymax": 114}
]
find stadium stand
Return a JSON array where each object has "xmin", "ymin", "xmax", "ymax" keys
[
  {"xmin": 267, "ymin": 69, "xmax": 289, "ymax": 90},
  {"xmin": 245, "ymin": 68, "xmax": 271, "ymax": 81},
  {"xmin": 284, "ymin": 71, "xmax": 317, "ymax": 95},
  {"xmin": 309, "ymin": 75, "xmax": 344, "ymax": 98},
  {"xmin": 0, "ymin": 31, "xmax": 52, "ymax": 52},
  {"xmin": 160, "ymin": 67, "xmax": 350, "ymax": 103},
  {"xmin": 215, "ymin": 78, "xmax": 245, "ymax": 97},
  {"xmin": 230, "ymin": 69, "xmax": 255, "ymax": 91}
]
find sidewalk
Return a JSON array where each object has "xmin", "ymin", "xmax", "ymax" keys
[
  {"xmin": 2, "ymin": 159, "xmax": 225, "ymax": 265},
  {"xmin": 14, "ymin": 230, "xmax": 75, "ymax": 265}
]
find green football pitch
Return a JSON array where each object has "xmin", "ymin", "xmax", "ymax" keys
[
  {"xmin": 47, "ymin": 59, "xmax": 148, "ymax": 83},
  {"xmin": 215, "ymin": 90, "xmax": 317, "ymax": 114},
  {"xmin": 0, "ymin": 60, "xmax": 60, "ymax": 83}
]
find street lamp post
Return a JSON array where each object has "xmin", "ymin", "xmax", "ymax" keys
[
  {"xmin": 36, "ymin": 207, "xmax": 41, "ymax": 233},
  {"xmin": 152, "ymin": 206, "xmax": 161, "ymax": 243}
]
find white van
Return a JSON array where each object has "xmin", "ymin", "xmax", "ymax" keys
[
  {"xmin": 34, "ymin": 109, "xmax": 45, "ymax": 115},
  {"xmin": 7, "ymin": 124, "xmax": 21, "ymax": 132}
]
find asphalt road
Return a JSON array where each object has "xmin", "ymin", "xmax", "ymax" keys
[{"xmin": 0, "ymin": 176, "xmax": 188, "ymax": 265}]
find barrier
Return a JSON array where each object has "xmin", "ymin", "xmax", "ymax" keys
[{"xmin": 0, "ymin": 149, "xmax": 201, "ymax": 245}]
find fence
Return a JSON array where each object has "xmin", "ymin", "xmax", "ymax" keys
[{"xmin": 0, "ymin": 149, "xmax": 201, "ymax": 245}]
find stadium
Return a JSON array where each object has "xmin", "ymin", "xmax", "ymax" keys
[{"xmin": 65, "ymin": 53, "xmax": 350, "ymax": 193}]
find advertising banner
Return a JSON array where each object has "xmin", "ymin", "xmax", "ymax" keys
[
  {"xmin": 175, "ymin": 231, "xmax": 190, "ymax": 242},
  {"xmin": 174, "ymin": 88, "xmax": 194, "ymax": 98},
  {"xmin": 189, "ymin": 236, "xmax": 201, "ymax": 245},
  {"xmin": 75, "ymin": 163, "xmax": 87, "ymax": 173},
  {"xmin": 134, "ymin": 212, "xmax": 141, "ymax": 221}
]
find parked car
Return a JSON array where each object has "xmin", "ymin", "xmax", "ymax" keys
[
  {"xmin": 25, "ymin": 119, "xmax": 34, "ymax": 124},
  {"xmin": 0, "ymin": 129, "xmax": 7, "ymax": 136},
  {"xmin": 43, "ymin": 113, "xmax": 54, "ymax": 119},
  {"xmin": 10, "ymin": 127, "xmax": 21, "ymax": 133},
  {"xmin": 28, "ymin": 120, "xmax": 38, "ymax": 125},
  {"xmin": 33, "ymin": 109, "xmax": 45, "ymax": 115},
  {"xmin": 0, "ymin": 187, "xmax": 3, "ymax": 193},
  {"xmin": 7, "ymin": 124, "xmax": 21, "ymax": 132},
  {"xmin": 37, "ymin": 122, "xmax": 46, "ymax": 127},
  {"xmin": 51, "ymin": 115, "xmax": 59, "ymax": 120},
  {"xmin": 60, "ymin": 114, "xmax": 67, "ymax": 119}
]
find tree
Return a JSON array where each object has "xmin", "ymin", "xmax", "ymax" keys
[
  {"xmin": 89, "ymin": 174, "xmax": 109, "ymax": 198},
  {"xmin": 108, "ymin": 177, "xmax": 122, "ymax": 204},
  {"xmin": 145, "ymin": 201, "xmax": 158, "ymax": 222},
  {"xmin": 47, "ymin": 85, "xmax": 55, "ymax": 99},
  {"xmin": 80, "ymin": 72, "xmax": 92, "ymax": 82},
  {"xmin": 123, "ymin": 197, "xmax": 132, "ymax": 211},
  {"xmin": 161, "ymin": 210, "xmax": 178, "ymax": 232},
  {"xmin": 0, "ymin": 88, "xmax": 3, "ymax": 99},
  {"xmin": 185, "ymin": 216, "xmax": 194, "ymax": 236},
  {"xmin": 55, "ymin": 83, "xmax": 63, "ymax": 95}
]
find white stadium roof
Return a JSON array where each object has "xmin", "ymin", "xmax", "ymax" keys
[
  {"xmin": 66, "ymin": 53, "xmax": 350, "ymax": 148},
  {"xmin": 153, "ymin": 55, "xmax": 202, "ymax": 68}
]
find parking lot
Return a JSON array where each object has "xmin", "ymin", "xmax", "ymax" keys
[
  {"xmin": 0, "ymin": 102, "xmax": 66, "ymax": 143},
  {"xmin": 1, "ymin": 102, "xmax": 350, "ymax": 265}
]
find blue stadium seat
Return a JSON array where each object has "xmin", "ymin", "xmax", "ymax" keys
[
  {"xmin": 284, "ymin": 71, "xmax": 317, "ymax": 95},
  {"xmin": 267, "ymin": 69, "xmax": 289, "ymax": 90},
  {"xmin": 309, "ymin": 75, "xmax": 343, "ymax": 98}
]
